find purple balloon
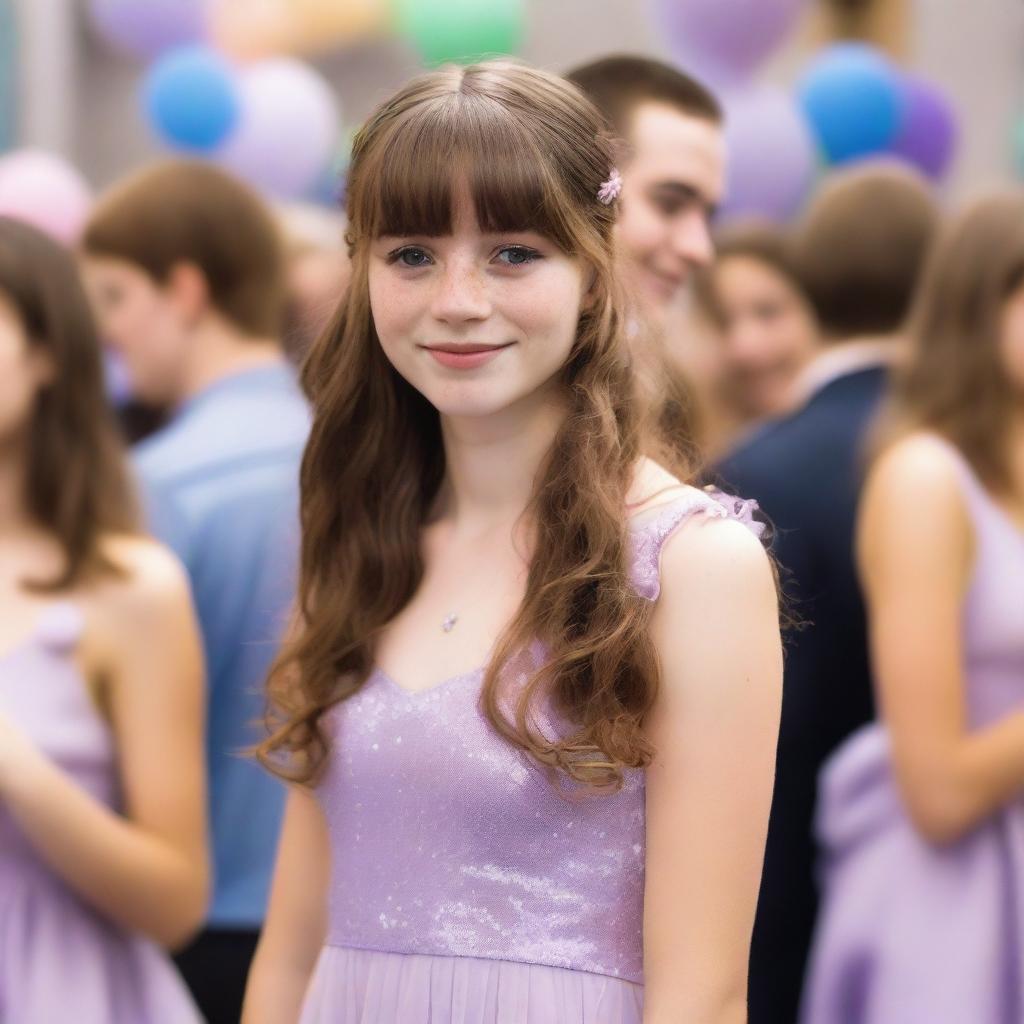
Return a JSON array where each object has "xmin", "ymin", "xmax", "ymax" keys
[
  {"xmin": 215, "ymin": 59, "xmax": 340, "ymax": 199},
  {"xmin": 721, "ymin": 85, "xmax": 818, "ymax": 222},
  {"xmin": 87, "ymin": 0, "xmax": 206, "ymax": 61},
  {"xmin": 653, "ymin": 0, "xmax": 808, "ymax": 84},
  {"xmin": 888, "ymin": 75, "xmax": 957, "ymax": 181}
]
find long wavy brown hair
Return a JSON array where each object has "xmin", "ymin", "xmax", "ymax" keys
[
  {"xmin": 877, "ymin": 192, "xmax": 1024, "ymax": 493},
  {"xmin": 258, "ymin": 60, "xmax": 693, "ymax": 789},
  {"xmin": 0, "ymin": 217, "xmax": 138, "ymax": 589}
]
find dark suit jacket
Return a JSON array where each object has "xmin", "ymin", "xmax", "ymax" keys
[{"xmin": 714, "ymin": 365, "xmax": 888, "ymax": 1024}]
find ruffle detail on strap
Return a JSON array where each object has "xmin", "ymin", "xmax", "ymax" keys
[{"xmin": 628, "ymin": 487, "xmax": 765, "ymax": 601}]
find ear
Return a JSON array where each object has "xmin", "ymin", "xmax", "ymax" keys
[{"xmin": 165, "ymin": 261, "xmax": 211, "ymax": 325}]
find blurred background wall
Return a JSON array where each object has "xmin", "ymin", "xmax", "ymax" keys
[{"xmin": 4, "ymin": 1, "xmax": 1024, "ymax": 214}]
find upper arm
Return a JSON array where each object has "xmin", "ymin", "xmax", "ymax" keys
[
  {"xmin": 857, "ymin": 438, "xmax": 972, "ymax": 816},
  {"xmin": 100, "ymin": 541, "xmax": 207, "ymax": 864},
  {"xmin": 642, "ymin": 517, "xmax": 782, "ymax": 1009},
  {"xmin": 249, "ymin": 787, "xmax": 329, "ymax": 992}
]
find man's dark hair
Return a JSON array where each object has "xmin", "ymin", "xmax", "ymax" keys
[
  {"xmin": 566, "ymin": 54, "xmax": 721, "ymax": 150},
  {"xmin": 791, "ymin": 165, "xmax": 939, "ymax": 340}
]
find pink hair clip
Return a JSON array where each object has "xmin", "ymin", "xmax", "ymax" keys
[{"xmin": 597, "ymin": 168, "xmax": 622, "ymax": 205}]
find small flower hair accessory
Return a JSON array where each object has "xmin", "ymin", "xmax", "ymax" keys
[{"xmin": 597, "ymin": 168, "xmax": 622, "ymax": 205}]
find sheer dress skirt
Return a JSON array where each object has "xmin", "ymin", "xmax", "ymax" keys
[{"xmin": 299, "ymin": 945, "xmax": 643, "ymax": 1024}]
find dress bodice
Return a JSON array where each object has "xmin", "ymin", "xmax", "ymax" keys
[
  {"xmin": 0, "ymin": 603, "xmax": 116, "ymax": 873},
  {"xmin": 314, "ymin": 488, "xmax": 762, "ymax": 983},
  {"xmin": 945, "ymin": 440, "xmax": 1024, "ymax": 728}
]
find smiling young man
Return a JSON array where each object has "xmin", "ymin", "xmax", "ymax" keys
[{"xmin": 567, "ymin": 55, "xmax": 724, "ymax": 323}]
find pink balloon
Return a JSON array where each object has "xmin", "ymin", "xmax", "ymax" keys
[
  {"xmin": 214, "ymin": 59, "xmax": 340, "ymax": 199},
  {"xmin": 0, "ymin": 150, "xmax": 93, "ymax": 245}
]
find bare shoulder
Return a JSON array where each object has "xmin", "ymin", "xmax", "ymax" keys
[
  {"xmin": 659, "ymin": 513, "xmax": 774, "ymax": 604},
  {"xmin": 860, "ymin": 432, "xmax": 972, "ymax": 579},
  {"xmin": 867, "ymin": 432, "xmax": 965, "ymax": 510},
  {"xmin": 862, "ymin": 432, "xmax": 971, "ymax": 543},
  {"xmin": 94, "ymin": 533, "xmax": 193, "ymax": 620},
  {"xmin": 626, "ymin": 456, "xmax": 694, "ymax": 513}
]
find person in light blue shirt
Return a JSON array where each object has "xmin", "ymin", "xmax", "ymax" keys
[{"xmin": 82, "ymin": 160, "xmax": 312, "ymax": 1024}]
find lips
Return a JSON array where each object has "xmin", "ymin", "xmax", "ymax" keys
[{"xmin": 421, "ymin": 342, "xmax": 514, "ymax": 370}]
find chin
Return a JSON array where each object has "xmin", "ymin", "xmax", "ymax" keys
[
  {"xmin": 420, "ymin": 384, "xmax": 521, "ymax": 421},
  {"xmin": 642, "ymin": 277, "xmax": 683, "ymax": 313}
]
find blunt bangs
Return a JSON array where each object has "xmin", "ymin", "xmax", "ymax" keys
[{"xmin": 352, "ymin": 91, "xmax": 580, "ymax": 253}]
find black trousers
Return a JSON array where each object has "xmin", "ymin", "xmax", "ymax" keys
[{"xmin": 175, "ymin": 928, "xmax": 261, "ymax": 1024}]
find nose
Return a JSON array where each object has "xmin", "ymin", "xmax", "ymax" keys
[
  {"xmin": 429, "ymin": 256, "xmax": 492, "ymax": 325},
  {"xmin": 670, "ymin": 210, "xmax": 714, "ymax": 270}
]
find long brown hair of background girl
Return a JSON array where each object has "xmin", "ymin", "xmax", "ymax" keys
[
  {"xmin": 257, "ymin": 60, "xmax": 693, "ymax": 790},
  {"xmin": 0, "ymin": 217, "xmax": 137, "ymax": 590},
  {"xmin": 879, "ymin": 192, "xmax": 1024, "ymax": 493}
]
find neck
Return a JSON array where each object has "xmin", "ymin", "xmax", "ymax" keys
[
  {"xmin": 436, "ymin": 385, "xmax": 567, "ymax": 535},
  {"xmin": 174, "ymin": 316, "xmax": 283, "ymax": 406}
]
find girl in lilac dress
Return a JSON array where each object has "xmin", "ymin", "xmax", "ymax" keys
[
  {"xmin": 0, "ymin": 218, "xmax": 206, "ymax": 1022},
  {"xmin": 802, "ymin": 194, "xmax": 1024, "ymax": 1023},
  {"xmin": 244, "ymin": 61, "xmax": 782, "ymax": 1023}
]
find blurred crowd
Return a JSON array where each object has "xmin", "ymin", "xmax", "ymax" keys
[{"xmin": 1, "ymin": 48, "xmax": 1022, "ymax": 1024}]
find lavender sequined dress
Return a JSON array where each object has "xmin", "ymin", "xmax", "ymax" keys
[
  {"xmin": 0, "ymin": 604, "xmax": 201, "ymax": 1023},
  {"xmin": 801, "ymin": 436, "xmax": 1024, "ymax": 1024},
  {"xmin": 300, "ymin": 488, "xmax": 762, "ymax": 1023}
]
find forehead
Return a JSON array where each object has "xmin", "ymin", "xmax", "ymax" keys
[
  {"xmin": 718, "ymin": 254, "xmax": 792, "ymax": 291},
  {"xmin": 624, "ymin": 101, "xmax": 725, "ymax": 201}
]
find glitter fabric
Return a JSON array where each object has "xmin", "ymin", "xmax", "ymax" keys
[{"xmin": 306, "ymin": 488, "xmax": 758, "ymax": 1018}]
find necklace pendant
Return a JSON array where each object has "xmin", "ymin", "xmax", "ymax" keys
[{"xmin": 441, "ymin": 613, "xmax": 458, "ymax": 633}]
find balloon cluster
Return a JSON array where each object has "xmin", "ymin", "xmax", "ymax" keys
[
  {"xmin": 799, "ymin": 44, "xmax": 957, "ymax": 180},
  {"xmin": 652, "ymin": 0, "xmax": 958, "ymax": 222},
  {"xmin": 85, "ymin": 0, "xmax": 527, "ymax": 201}
]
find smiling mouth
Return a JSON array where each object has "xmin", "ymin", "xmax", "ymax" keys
[
  {"xmin": 647, "ymin": 267, "xmax": 687, "ymax": 294},
  {"xmin": 420, "ymin": 342, "xmax": 515, "ymax": 370},
  {"xmin": 422, "ymin": 342, "xmax": 515, "ymax": 354}
]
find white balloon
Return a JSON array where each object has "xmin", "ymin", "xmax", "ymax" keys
[{"xmin": 215, "ymin": 58, "xmax": 340, "ymax": 199}]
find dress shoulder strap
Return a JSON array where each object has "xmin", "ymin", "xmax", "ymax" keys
[
  {"xmin": 34, "ymin": 601, "xmax": 85, "ymax": 655},
  {"xmin": 627, "ymin": 487, "xmax": 765, "ymax": 601}
]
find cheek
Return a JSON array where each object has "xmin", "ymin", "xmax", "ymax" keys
[
  {"xmin": 617, "ymin": 200, "xmax": 666, "ymax": 256},
  {"xmin": 503, "ymin": 274, "xmax": 581, "ymax": 357},
  {"xmin": 1000, "ymin": 296, "xmax": 1024, "ymax": 380},
  {"xmin": 1001, "ymin": 330, "xmax": 1024, "ymax": 390},
  {"xmin": 0, "ymin": 350, "xmax": 40, "ymax": 435},
  {"xmin": 368, "ymin": 275, "xmax": 418, "ymax": 367},
  {"xmin": 103, "ymin": 295, "xmax": 152, "ymax": 351}
]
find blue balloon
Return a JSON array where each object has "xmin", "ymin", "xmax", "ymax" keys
[
  {"xmin": 143, "ymin": 46, "xmax": 240, "ymax": 152},
  {"xmin": 798, "ymin": 44, "xmax": 904, "ymax": 165}
]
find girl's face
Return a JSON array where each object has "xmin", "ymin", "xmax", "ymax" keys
[
  {"xmin": 0, "ymin": 290, "xmax": 51, "ymax": 446},
  {"xmin": 999, "ymin": 281, "xmax": 1024, "ymax": 398},
  {"xmin": 711, "ymin": 255, "xmax": 820, "ymax": 420},
  {"xmin": 368, "ymin": 183, "xmax": 590, "ymax": 421}
]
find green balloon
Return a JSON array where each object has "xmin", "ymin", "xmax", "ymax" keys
[{"xmin": 395, "ymin": 0, "xmax": 524, "ymax": 66}]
